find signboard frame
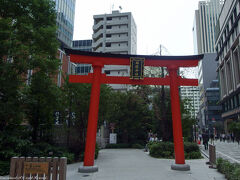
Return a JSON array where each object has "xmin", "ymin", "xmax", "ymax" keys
[{"xmin": 130, "ymin": 57, "xmax": 145, "ymax": 80}]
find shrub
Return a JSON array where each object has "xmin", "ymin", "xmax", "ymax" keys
[
  {"xmin": 222, "ymin": 160, "xmax": 234, "ymax": 179},
  {"xmin": 184, "ymin": 142, "xmax": 199, "ymax": 153},
  {"xmin": 62, "ymin": 152, "xmax": 75, "ymax": 164},
  {"xmin": 217, "ymin": 158, "xmax": 240, "ymax": 180},
  {"xmin": 186, "ymin": 151, "xmax": 202, "ymax": 159},
  {"xmin": 0, "ymin": 161, "xmax": 10, "ymax": 176},
  {"xmin": 131, "ymin": 143, "xmax": 144, "ymax": 149},
  {"xmin": 149, "ymin": 142, "xmax": 174, "ymax": 158},
  {"xmin": 148, "ymin": 141, "xmax": 202, "ymax": 159},
  {"xmin": 232, "ymin": 167, "xmax": 240, "ymax": 180},
  {"xmin": 217, "ymin": 158, "xmax": 224, "ymax": 173}
]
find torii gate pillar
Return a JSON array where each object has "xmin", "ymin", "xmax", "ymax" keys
[
  {"xmin": 79, "ymin": 64, "xmax": 103, "ymax": 173},
  {"xmin": 168, "ymin": 67, "xmax": 190, "ymax": 171}
]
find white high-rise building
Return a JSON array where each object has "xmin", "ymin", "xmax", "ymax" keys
[
  {"xmin": 92, "ymin": 10, "xmax": 137, "ymax": 91},
  {"xmin": 180, "ymin": 86, "xmax": 200, "ymax": 118},
  {"xmin": 193, "ymin": 0, "xmax": 224, "ymax": 54}
]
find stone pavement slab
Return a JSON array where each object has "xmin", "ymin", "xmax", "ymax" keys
[
  {"xmin": 199, "ymin": 140, "xmax": 240, "ymax": 164},
  {"xmin": 67, "ymin": 149, "xmax": 225, "ymax": 180}
]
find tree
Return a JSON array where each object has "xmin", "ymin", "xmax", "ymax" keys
[
  {"xmin": 152, "ymin": 87, "xmax": 173, "ymax": 141},
  {"xmin": 180, "ymin": 98, "xmax": 196, "ymax": 140},
  {"xmin": 0, "ymin": 0, "xmax": 59, "ymax": 133},
  {"xmin": 25, "ymin": 72, "xmax": 62, "ymax": 142},
  {"xmin": 228, "ymin": 121, "xmax": 240, "ymax": 142},
  {"xmin": 0, "ymin": 0, "xmax": 59, "ymax": 73},
  {"xmin": 60, "ymin": 76, "xmax": 116, "ymax": 153},
  {"xmin": 0, "ymin": 0, "xmax": 60, "ymax": 174},
  {"xmin": 109, "ymin": 91, "xmax": 152, "ymax": 144}
]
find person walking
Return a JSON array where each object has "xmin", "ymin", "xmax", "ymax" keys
[{"xmin": 202, "ymin": 131, "xmax": 209, "ymax": 150}]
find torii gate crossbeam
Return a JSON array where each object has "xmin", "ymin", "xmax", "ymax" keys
[{"xmin": 65, "ymin": 49, "xmax": 203, "ymax": 173}]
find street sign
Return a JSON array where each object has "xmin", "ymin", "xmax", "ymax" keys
[{"xmin": 130, "ymin": 57, "xmax": 145, "ymax": 79}]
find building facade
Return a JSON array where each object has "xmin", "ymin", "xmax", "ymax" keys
[
  {"xmin": 72, "ymin": 40, "xmax": 92, "ymax": 75},
  {"xmin": 92, "ymin": 10, "xmax": 137, "ymax": 91},
  {"xmin": 193, "ymin": 0, "xmax": 224, "ymax": 54},
  {"xmin": 204, "ymin": 80, "xmax": 222, "ymax": 133},
  {"xmin": 72, "ymin": 40, "xmax": 92, "ymax": 51},
  {"xmin": 193, "ymin": 0, "xmax": 224, "ymax": 130},
  {"xmin": 215, "ymin": 0, "xmax": 240, "ymax": 127},
  {"xmin": 53, "ymin": 0, "xmax": 76, "ymax": 86},
  {"xmin": 180, "ymin": 86, "xmax": 200, "ymax": 118},
  {"xmin": 54, "ymin": 0, "xmax": 76, "ymax": 48},
  {"xmin": 198, "ymin": 53, "xmax": 223, "ymax": 129}
]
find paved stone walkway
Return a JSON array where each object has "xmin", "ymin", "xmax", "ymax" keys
[
  {"xmin": 200, "ymin": 140, "xmax": 240, "ymax": 163},
  {"xmin": 67, "ymin": 149, "xmax": 225, "ymax": 180}
]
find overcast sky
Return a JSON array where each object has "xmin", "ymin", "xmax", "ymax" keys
[{"xmin": 73, "ymin": 0, "xmax": 201, "ymax": 56}]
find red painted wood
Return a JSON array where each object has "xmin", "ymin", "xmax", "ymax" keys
[
  {"xmin": 169, "ymin": 68, "xmax": 186, "ymax": 164},
  {"xmin": 70, "ymin": 54, "xmax": 199, "ymax": 67},
  {"xmin": 69, "ymin": 74, "xmax": 198, "ymax": 86},
  {"xmin": 83, "ymin": 66, "xmax": 102, "ymax": 166}
]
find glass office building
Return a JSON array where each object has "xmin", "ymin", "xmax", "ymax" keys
[
  {"xmin": 54, "ymin": 0, "xmax": 76, "ymax": 48},
  {"xmin": 72, "ymin": 40, "xmax": 92, "ymax": 52},
  {"xmin": 72, "ymin": 40, "xmax": 93, "ymax": 75}
]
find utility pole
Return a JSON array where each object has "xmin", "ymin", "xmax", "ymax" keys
[{"xmin": 159, "ymin": 45, "xmax": 168, "ymax": 141}]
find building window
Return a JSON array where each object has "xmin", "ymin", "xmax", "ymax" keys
[
  {"xmin": 106, "ymin": 34, "xmax": 111, "ymax": 38},
  {"xmin": 106, "ymin": 43, "xmax": 111, "ymax": 47},
  {"xmin": 106, "ymin": 25, "xmax": 112, "ymax": 29},
  {"xmin": 226, "ymin": 60, "xmax": 233, "ymax": 91},
  {"xmin": 233, "ymin": 48, "xmax": 240, "ymax": 85},
  {"xmin": 234, "ymin": 95, "xmax": 238, "ymax": 107},
  {"xmin": 220, "ymin": 67, "xmax": 226, "ymax": 96},
  {"xmin": 238, "ymin": 94, "xmax": 240, "ymax": 106},
  {"xmin": 107, "ymin": 17, "xmax": 112, "ymax": 20},
  {"xmin": 104, "ymin": 70, "xmax": 110, "ymax": 74}
]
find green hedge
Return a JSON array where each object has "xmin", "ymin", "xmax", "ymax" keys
[
  {"xmin": 217, "ymin": 158, "xmax": 240, "ymax": 180},
  {"xmin": 148, "ymin": 142, "xmax": 202, "ymax": 159},
  {"xmin": 0, "ymin": 141, "xmax": 75, "ymax": 175}
]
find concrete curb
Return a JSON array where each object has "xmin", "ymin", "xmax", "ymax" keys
[{"xmin": 200, "ymin": 149, "xmax": 209, "ymax": 159}]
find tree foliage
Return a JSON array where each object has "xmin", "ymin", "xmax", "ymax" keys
[
  {"xmin": 0, "ymin": 0, "xmax": 61, "ymax": 174},
  {"xmin": 109, "ymin": 90, "xmax": 153, "ymax": 144}
]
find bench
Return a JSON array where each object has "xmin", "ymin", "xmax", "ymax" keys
[{"xmin": 10, "ymin": 157, "xmax": 67, "ymax": 180}]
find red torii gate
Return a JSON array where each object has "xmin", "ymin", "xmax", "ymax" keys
[{"xmin": 65, "ymin": 49, "xmax": 203, "ymax": 172}]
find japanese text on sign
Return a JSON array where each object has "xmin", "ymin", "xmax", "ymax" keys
[
  {"xmin": 130, "ymin": 57, "xmax": 145, "ymax": 79},
  {"xmin": 24, "ymin": 162, "xmax": 49, "ymax": 175}
]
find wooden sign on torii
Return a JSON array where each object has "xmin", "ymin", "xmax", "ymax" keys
[{"xmin": 65, "ymin": 49, "xmax": 203, "ymax": 173}]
